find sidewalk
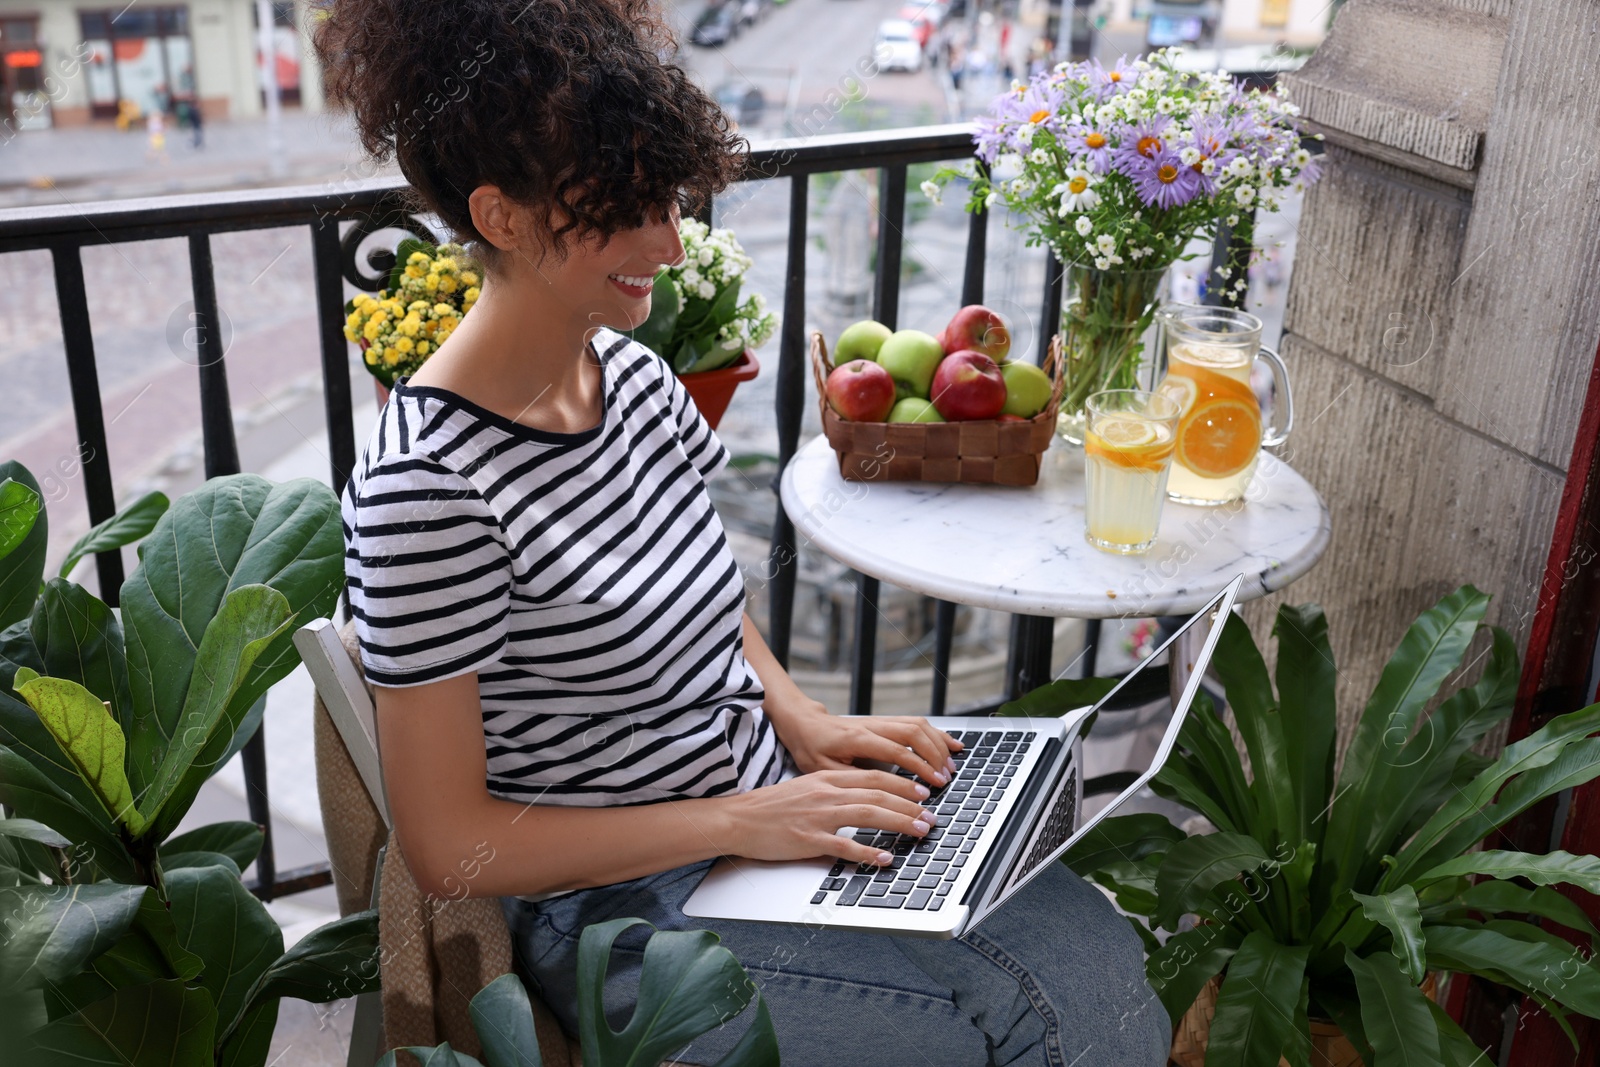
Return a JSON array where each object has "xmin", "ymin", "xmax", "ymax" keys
[{"xmin": 0, "ymin": 109, "xmax": 389, "ymax": 209}]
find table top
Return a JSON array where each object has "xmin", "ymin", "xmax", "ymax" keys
[{"xmin": 779, "ymin": 434, "xmax": 1331, "ymax": 618}]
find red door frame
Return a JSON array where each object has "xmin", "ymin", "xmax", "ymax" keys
[{"xmin": 1462, "ymin": 335, "xmax": 1600, "ymax": 1064}]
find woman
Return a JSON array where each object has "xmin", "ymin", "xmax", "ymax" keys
[{"xmin": 317, "ymin": 1, "xmax": 1168, "ymax": 1063}]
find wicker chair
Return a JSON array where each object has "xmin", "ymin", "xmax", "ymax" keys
[{"xmin": 297, "ymin": 617, "xmax": 590, "ymax": 1066}]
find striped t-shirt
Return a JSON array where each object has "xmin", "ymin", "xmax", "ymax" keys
[{"xmin": 340, "ymin": 327, "xmax": 796, "ymax": 818}]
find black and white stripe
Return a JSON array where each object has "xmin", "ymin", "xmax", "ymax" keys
[{"xmin": 341, "ymin": 328, "xmax": 795, "ymax": 810}]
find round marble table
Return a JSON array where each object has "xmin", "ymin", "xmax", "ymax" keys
[{"xmin": 780, "ymin": 434, "xmax": 1330, "ymax": 710}]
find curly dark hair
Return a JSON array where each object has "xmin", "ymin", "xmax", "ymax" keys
[{"xmin": 313, "ymin": 0, "xmax": 745, "ymax": 264}]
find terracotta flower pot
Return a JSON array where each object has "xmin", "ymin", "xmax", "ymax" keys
[
  {"xmin": 677, "ymin": 350, "xmax": 759, "ymax": 431},
  {"xmin": 1170, "ymin": 971, "xmax": 1440, "ymax": 1067}
]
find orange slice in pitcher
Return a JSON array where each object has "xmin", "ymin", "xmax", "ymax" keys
[{"xmin": 1176, "ymin": 397, "xmax": 1261, "ymax": 478}]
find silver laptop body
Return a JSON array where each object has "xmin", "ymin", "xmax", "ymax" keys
[{"xmin": 683, "ymin": 575, "xmax": 1242, "ymax": 939}]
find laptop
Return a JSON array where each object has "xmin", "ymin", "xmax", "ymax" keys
[{"xmin": 683, "ymin": 574, "xmax": 1242, "ymax": 939}]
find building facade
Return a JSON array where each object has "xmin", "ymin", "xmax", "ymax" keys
[{"xmin": 0, "ymin": 0, "xmax": 323, "ymax": 128}]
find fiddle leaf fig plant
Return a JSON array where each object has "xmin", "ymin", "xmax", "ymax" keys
[
  {"xmin": 0, "ymin": 460, "xmax": 381, "ymax": 1066},
  {"xmin": 382, "ymin": 918, "xmax": 780, "ymax": 1067},
  {"xmin": 1033, "ymin": 587, "xmax": 1600, "ymax": 1067}
]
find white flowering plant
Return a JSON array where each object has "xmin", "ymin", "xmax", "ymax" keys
[
  {"xmin": 628, "ymin": 217, "xmax": 778, "ymax": 375},
  {"xmin": 924, "ymin": 48, "xmax": 1323, "ymax": 277}
]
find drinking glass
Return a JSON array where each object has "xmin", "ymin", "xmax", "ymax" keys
[{"xmin": 1083, "ymin": 389, "xmax": 1181, "ymax": 555}]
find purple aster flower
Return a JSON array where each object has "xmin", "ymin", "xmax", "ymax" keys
[
  {"xmin": 1183, "ymin": 112, "xmax": 1240, "ymax": 194},
  {"xmin": 1109, "ymin": 115, "xmax": 1173, "ymax": 175},
  {"xmin": 973, "ymin": 113, "xmax": 1008, "ymax": 165},
  {"xmin": 1125, "ymin": 147, "xmax": 1204, "ymax": 210},
  {"xmin": 1015, "ymin": 79, "xmax": 1066, "ymax": 131},
  {"xmin": 1062, "ymin": 118, "xmax": 1115, "ymax": 174},
  {"xmin": 1086, "ymin": 56, "xmax": 1140, "ymax": 101}
]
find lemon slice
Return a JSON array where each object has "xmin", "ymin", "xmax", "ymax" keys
[
  {"xmin": 1156, "ymin": 375, "xmax": 1198, "ymax": 416},
  {"xmin": 1097, "ymin": 417, "xmax": 1159, "ymax": 448}
]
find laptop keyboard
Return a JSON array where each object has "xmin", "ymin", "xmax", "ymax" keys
[{"xmin": 810, "ymin": 729, "xmax": 1034, "ymax": 912}]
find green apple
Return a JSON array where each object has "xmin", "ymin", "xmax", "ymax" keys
[
  {"xmin": 1000, "ymin": 361, "xmax": 1053, "ymax": 418},
  {"xmin": 888, "ymin": 397, "xmax": 945, "ymax": 423},
  {"xmin": 876, "ymin": 329, "xmax": 944, "ymax": 399},
  {"xmin": 834, "ymin": 320, "xmax": 893, "ymax": 364}
]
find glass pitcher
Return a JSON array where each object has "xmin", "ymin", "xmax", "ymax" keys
[{"xmin": 1151, "ymin": 304, "xmax": 1293, "ymax": 506}]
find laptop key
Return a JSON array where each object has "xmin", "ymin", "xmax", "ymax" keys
[
  {"xmin": 893, "ymin": 876, "xmax": 919, "ymax": 893},
  {"xmin": 960, "ymin": 840, "xmax": 977, "ymax": 853},
  {"xmin": 930, "ymin": 895, "xmax": 946, "ymax": 911},
  {"xmin": 935, "ymin": 882, "xmax": 954, "ymax": 895},
  {"xmin": 811, "ymin": 891, "xmax": 828, "ymax": 904},
  {"xmin": 859, "ymin": 894, "xmax": 908, "ymax": 909},
  {"xmin": 913, "ymin": 840, "xmax": 937, "ymax": 853},
  {"xmin": 917, "ymin": 874, "xmax": 941, "ymax": 889},
  {"xmin": 1003, "ymin": 731, "xmax": 1025, "ymax": 742},
  {"xmin": 829, "ymin": 861, "xmax": 847, "ymax": 877},
  {"xmin": 866, "ymin": 882, "xmax": 890, "ymax": 896},
  {"xmin": 934, "ymin": 848, "xmax": 956, "ymax": 861},
  {"xmin": 838, "ymin": 876, "xmax": 869, "ymax": 906},
  {"xmin": 873, "ymin": 867, "xmax": 895, "ymax": 882},
  {"xmin": 823, "ymin": 878, "xmax": 847, "ymax": 891},
  {"xmin": 927, "ymin": 861, "xmax": 949, "ymax": 876},
  {"xmin": 907, "ymin": 889, "xmax": 934, "ymax": 910},
  {"xmin": 984, "ymin": 802, "xmax": 999, "ymax": 813},
  {"xmin": 975, "ymin": 815, "xmax": 990, "ymax": 827}
]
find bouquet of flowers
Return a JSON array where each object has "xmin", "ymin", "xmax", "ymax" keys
[
  {"xmin": 926, "ymin": 49, "xmax": 1323, "ymax": 432},
  {"xmin": 629, "ymin": 217, "xmax": 777, "ymax": 375},
  {"xmin": 928, "ymin": 48, "xmax": 1321, "ymax": 274},
  {"xmin": 344, "ymin": 240, "xmax": 481, "ymax": 387}
]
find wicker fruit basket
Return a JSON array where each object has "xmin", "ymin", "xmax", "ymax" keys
[{"xmin": 810, "ymin": 331, "xmax": 1065, "ymax": 486}]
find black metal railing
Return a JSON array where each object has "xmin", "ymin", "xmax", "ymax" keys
[{"xmin": 0, "ymin": 122, "xmax": 1258, "ymax": 901}]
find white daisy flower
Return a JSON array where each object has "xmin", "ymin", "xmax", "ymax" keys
[
  {"xmin": 1058, "ymin": 169, "xmax": 1099, "ymax": 212},
  {"xmin": 1093, "ymin": 255, "xmax": 1111, "ymax": 269},
  {"xmin": 1234, "ymin": 185, "xmax": 1257, "ymax": 206},
  {"xmin": 1095, "ymin": 233, "xmax": 1117, "ymax": 255},
  {"xmin": 921, "ymin": 179, "xmax": 942, "ymax": 204},
  {"xmin": 1179, "ymin": 146, "xmax": 1201, "ymax": 166},
  {"xmin": 1075, "ymin": 216, "xmax": 1093, "ymax": 236}
]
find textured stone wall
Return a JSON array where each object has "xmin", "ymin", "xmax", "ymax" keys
[{"xmin": 1241, "ymin": 0, "xmax": 1600, "ymax": 734}]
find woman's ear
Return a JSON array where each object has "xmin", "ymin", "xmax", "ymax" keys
[{"xmin": 468, "ymin": 185, "xmax": 525, "ymax": 254}]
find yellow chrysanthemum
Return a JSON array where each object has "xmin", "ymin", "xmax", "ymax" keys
[
  {"xmin": 435, "ymin": 256, "xmax": 457, "ymax": 272},
  {"xmin": 460, "ymin": 271, "xmax": 479, "ymax": 287},
  {"xmin": 408, "ymin": 250, "xmax": 430, "ymax": 265},
  {"xmin": 410, "ymin": 300, "xmax": 430, "ymax": 313},
  {"xmin": 365, "ymin": 348, "xmax": 378, "ymax": 365},
  {"xmin": 464, "ymin": 286, "xmax": 480, "ymax": 302},
  {"xmin": 346, "ymin": 310, "xmax": 364, "ymax": 328},
  {"xmin": 383, "ymin": 348, "xmax": 401, "ymax": 366},
  {"xmin": 424, "ymin": 274, "xmax": 440, "ymax": 292},
  {"xmin": 432, "ymin": 302, "xmax": 452, "ymax": 317},
  {"xmin": 363, "ymin": 321, "xmax": 382, "ymax": 341},
  {"xmin": 393, "ymin": 336, "xmax": 414, "ymax": 354},
  {"xmin": 416, "ymin": 341, "xmax": 430, "ymax": 356},
  {"xmin": 437, "ymin": 276, "xmax": 458, "ymax": 294}
]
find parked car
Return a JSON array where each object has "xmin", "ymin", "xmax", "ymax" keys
[
  {"xmin": 712, "ymin": 81, "xmax": 767, "ymax": 129},
  {"xmin": 873, "ymin": 19, "xmax": 923, "ymax": 72},
  {"xmin": 895, "ymin": 7, "xmax": 937, "ymax": 48},
  {"xmin": 690, "ymin": 3, "xmax": 739, "ymax": 46}
]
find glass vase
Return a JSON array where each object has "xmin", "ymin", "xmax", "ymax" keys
[{"xmin": 1055, "ymin": 263, "xmax": 1171, "ymax": 445}]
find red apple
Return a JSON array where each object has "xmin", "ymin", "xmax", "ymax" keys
[
  {"xmin": 938, "ymin": 305, "xmax": 1011, "ymax": 364},
  {"xmin": 826, "ymin": 359, "xmax": 897, "ymax": 421},
  {"xmin": 930, "ymin": 350, "xmax": 1007, "ymax": 421}
]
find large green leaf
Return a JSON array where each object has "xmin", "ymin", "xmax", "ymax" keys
[
  {"xmin": 0, "ymin": 816, "xmax": 69, "ymax": 848},
  {"xmin": 0, "ymin": 477, "xmax": 40, "ymax": 564},
  {"xmin": 1352, "ymin": 887, "xmax": 1426, "ymax": 984},
  {"xmin": 1382, "ymin": 628, "xmax": 1519, "ymax": 850},
  {"xmin": 577, "ymin": 917, "xmax": 779, "ymax": 1067},
  {"xmin": 137, "ymin": 584, "xmax": 295, "ymax": 830},
  {"xmin": 469, "ymin": 973, "xmax": 542, "ymax": 1067},
  {"xmin": 1427, "ymin": 1001, "xmax": 1491, "ymax": 1067},
  {"xmin": 1423, "ymin": 924, "xmax": 1600, "ymax": 1017},
  {"xmin": 1170, "ymin": 688, "xmax": 1255, "ymax": 837},
  {"xmin": 1385, "ymin": 703, "xmax": 1600, "ymax": 889},
  {"xmin": 1059, "ymin": 813, "xmax": 1184, "ymax": 876},
  {"xmin": 1203, "ymin": 932, "xmax": 1311, "ymax": 1067},
  {"xmin": 120, "ymin": 474, "xmax": 343, "ymax": 800},
  {"xmin": 0, "ymin": 883, "xmax": 149, "ymax": 989},
  {"xmin": 997, "ymin": 673, "xmax": 1120, "ymax": 718},
  {"xmin": 0, "ymin": 682, "xmax": 102, "ymax": 811},
  {"xmin": 1153, "ymin": 833, "xmax": 1270, "ymax": 930},
  {"xmin": 58, "ymin": 490, "xmax": 169, "ymax": 582},
  {"xmin": 162, "ymin": 820, "xmax": 265, "ymax": 873},
  {"xmin": 1150, "ymin": 752, "xmax": 1242, "ymax": 835},
  {"xmin": 0, "ymin": 462, "xmax": 47, "ymax": 631},
  {"xmin": 1416, "ymin": 850, "xmax": 1600, "ymax": 895},
  {"xmin": 1327, "ymin": 587, "xmax": 1488, "ymax": 899},
  {"xmin": 165, "ymin": 864, "xmax": 284, "ymax": 1038},
  {"xmin": 1145, "ymin": 923, "xmax": 1244, "ymax": 1021},
  {"xmin": 1211, "ymin": 612, "xmax": 1297, "ymax": 849},
  {"xmin": 1450, "ymin": 880, "xmax": 1600, "ymax": 941},
  {"xmin": 233, "ymin": 909, "xmax": 380, "ymax": 1034},
  {"xmin": 1271, "ymin": 604, "xmax": 1338, "ymax": 847},
  {"xmin": 11, "ymin": 669, "xmax": 145, "ymax": 835},
  {"xmin": 30, "ymin": 579, "xmax": 131, "ymax": 725},
  {"xmin": 1346, "ymin": 949, "xmax": 1442, "ymax": 1067},
  {"xmin": 218, "ymin": 999, "xmax": 279, "ymax": 1067},
  {"xmin": 0, "ymin": 744, "xmax": 134, "ymax": 880},
  {"xmin": 40, "ymin": 887, "xmax": 205, "ymax": 1019},
  {"xmin": 20, "ymin": 978, "xmax": 216, "ymax": 1066}
]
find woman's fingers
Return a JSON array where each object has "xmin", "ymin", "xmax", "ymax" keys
[
  {"xmin": 870, "ymin": 720, "xmax": 956, "ymax": 784},
  {"xmin": 824, "ymin": 766, "xmax": 927, "ymax": 802}
]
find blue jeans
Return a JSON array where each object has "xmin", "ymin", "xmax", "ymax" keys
[{"xmin": 501, "ymin": 857, "xmax": 1169, "ymax": 1066}]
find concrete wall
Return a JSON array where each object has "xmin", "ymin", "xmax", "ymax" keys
[{"xmin": 1243, "ymin": 0, "xmax": 1600, "ymax": 733}]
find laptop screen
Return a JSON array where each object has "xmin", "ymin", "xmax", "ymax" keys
[{"xmin": 969, "ymin": 575, "xmax": 1242, "ymax": 927}]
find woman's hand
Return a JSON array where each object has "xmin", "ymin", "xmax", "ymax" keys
[
  {"xmin": 724, "ymin": 767, "xmax": 937, "ymax": 867},
  {"xmin": 778, "ymin": 709, "xmax": 963, "ymax": 789}
]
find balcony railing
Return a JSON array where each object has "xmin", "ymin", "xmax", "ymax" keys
[{"xmin": 0, "ymin": 122, "xmax": 1257, "ymax": 902}]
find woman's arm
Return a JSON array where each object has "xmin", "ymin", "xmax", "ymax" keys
[{"xmin": 375, "ymin": 669, "xmax": 936, "ymax": 899}]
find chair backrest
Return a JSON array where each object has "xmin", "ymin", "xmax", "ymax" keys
[{"xmin": 294, "ymin": 617, "xmax": 392, "ymax": 829}]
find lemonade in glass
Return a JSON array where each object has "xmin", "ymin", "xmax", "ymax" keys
[
  {"xmin": 1152, "ymin": 305, "xmax": 1293, "ymax": 506},
  {"xmin": 1083, "ymin": 390, "xmax": 1181, "ymax": 555}
]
